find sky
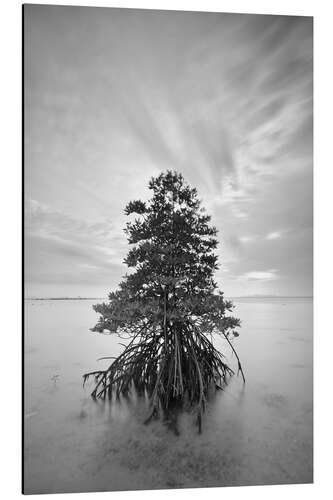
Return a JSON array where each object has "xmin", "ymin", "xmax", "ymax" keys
[{"xmin": 24, "ymin": 5, "xmax": 313, "ymax": 298}]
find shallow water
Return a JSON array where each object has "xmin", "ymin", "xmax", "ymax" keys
[{"xmin": 24, "ymin": 298, "xmax": 313, "ymax": 494}]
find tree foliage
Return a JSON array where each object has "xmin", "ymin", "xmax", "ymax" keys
[{"xmin": 84, "ymin": 171, "xmax": 244, "ymax": 432}]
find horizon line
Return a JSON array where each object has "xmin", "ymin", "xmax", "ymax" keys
[{"xmin": 24, "ymin": 295, "xmax": 313, "ymax": 301}]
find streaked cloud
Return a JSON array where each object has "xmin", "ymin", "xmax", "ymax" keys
[
  {"xmin": 239, "ymin": 269, "xmax": 279, "ymax": 281},
  {"xmin": 239, "ymin": 236, "xmax": 255, "ymax": 244},
  {"xmin": 24, "ymin": 6, "xmax": 313, "ymax": 297},
  {"xmin": 266, "ymin": 231, "xmax": 284, "ymax": 240}
]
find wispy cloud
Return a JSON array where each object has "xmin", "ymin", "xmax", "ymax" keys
[
  {"xmin": 238, "ymin": 235, "xmax": 255, "ymax": 243},
  {"xmin": 25, "ymin": 199, "xmax": 127, "ymax": 294},
  {"xmin": 238, "ymin": 269, "xmax": 279, "ymax": 282},
  {"xmin": 266, "ymin": 231, "xmax": 283, "ymax": 240},
  {"xmin": 24, "ymin": 6, "xmax": 313, "ymax": 297}
]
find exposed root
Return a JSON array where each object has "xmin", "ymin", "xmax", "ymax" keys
[{"xmin": 83, "ymin": 320, "xmax": 242, "ymax": 433}]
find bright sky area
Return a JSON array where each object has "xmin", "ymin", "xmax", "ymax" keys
[{"xmin": 24, "ymin": 5, "xmax": 313, "ymax": 298}]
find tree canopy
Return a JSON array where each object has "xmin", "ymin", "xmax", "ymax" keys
[{"xmin": 84, "ymin": 171, "xmax": 243, "ymax": 432}]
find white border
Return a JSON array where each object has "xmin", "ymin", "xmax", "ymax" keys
[{"xmin": 1, "ymin": 1, "xmax": 332, "ymax": 499}]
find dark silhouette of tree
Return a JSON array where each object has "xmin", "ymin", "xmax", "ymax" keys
[{"xmin": 84, "ymin": 171, "xmax": 244, "ymax": 432}]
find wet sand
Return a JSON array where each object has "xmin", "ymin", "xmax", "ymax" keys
[{"xmin": 24, "ymin": 298, "xmax": 313, "ymax": 494}]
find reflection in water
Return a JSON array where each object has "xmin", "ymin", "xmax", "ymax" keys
[{"xmin": 24, "ymin": 298, "xmax": 313, "ymax": 493}]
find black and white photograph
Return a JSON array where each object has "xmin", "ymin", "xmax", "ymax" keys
[{"xmin": 23, "ymin": 4, "xmax": 313, "ymax": 495}]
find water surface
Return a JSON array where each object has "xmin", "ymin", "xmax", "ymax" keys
[{"xmin": 24, "ymin": 298, "xmax": 313, "ymax": 493}]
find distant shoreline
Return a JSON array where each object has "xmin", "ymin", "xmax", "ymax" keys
[
  {"xmin": 24, "ymin": 297, "xmax": 104, "ymax": 301},
  {"xmin": 24, "ymin": 295, "xmax": 313, "ymax": 301},
  {"xmin": 230, "ymin": 295, "xmax": 313, "ymax": 299}
]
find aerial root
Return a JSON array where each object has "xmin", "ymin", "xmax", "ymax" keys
[{"xmin": 83, "ymin": 323, "xmax": 242, "ymax": 433}]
